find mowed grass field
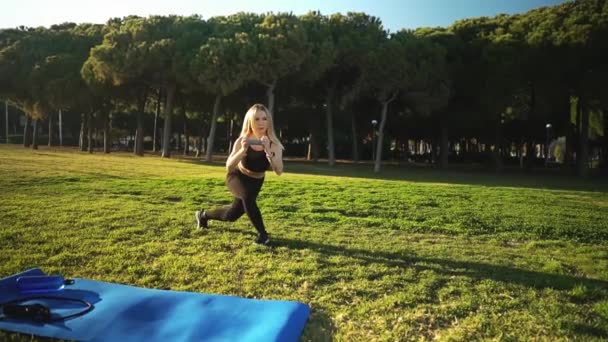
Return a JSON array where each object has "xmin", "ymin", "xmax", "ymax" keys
[{"xmin": 1, "ymin": 144, "xmax": 608, "ymax": 341}]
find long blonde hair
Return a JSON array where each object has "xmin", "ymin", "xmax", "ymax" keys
[{"xmin": 240, "ymin": 104, "xmax": 284, "ymax": 150}]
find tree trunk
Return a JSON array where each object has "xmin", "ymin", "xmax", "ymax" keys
[
  {"xmin": 152, "ymin": 113, "xmax": 158, "ymax": 153},
  {"xmin": 306, "ymin": 133, "xmax": 317, "ymax": 162},
  {"xmin": 23, "ymin": 115, "xmax": 31, "ymax": 147},
  {"xmin": 159, "ymin": 127, "xmax": 163, "ymax": 153},
  {"xmin": 176, "ymin": 117, "xmax": 182, "ymax": 152},
  {"xmin": 202, "ymin": 133, "xmax": 207, "ymax": 155},
  {"xmin": 525, "ymin": 140, "xmax": 535, "ymax": 171},
  {"xmin": 58, "ymin": 110, "xmax": 63, "ymax": 147},
  {"xmin": 560, "ymin": 97, "xmax": 572, "ymax": 169},
  {"xmin": 374, "ymin": 93, "xmax": 398, "ymax": 173},
  {"xmin": 439, "ymin": 114, "xmax": 449, "ymax": 169},
  {"xmin": 4, "ymin": 101, "xmax": 8, "ymax": 144},
  {"xmin": 351, "ymin": 114, "xmax": 359, "ymax": 163},
  {"xmin": 48, "ymin": 112, "xmax": 53, "ymax": 147},
  {"xmin": 578, "ymin": 97, "xmax": 589, "ymax": 178},
  {"xmin": 519, "ymin": 138, "xmax": 524, "ymax": 169},
  {"xmin": 206, "ymin": 94, "xmax": 222, "ymax": 162},
  {"xmin": 565, "ymin": 117, "xmax": 574, "ymax": 169},
  {"xmin": 103, "ymin": 111, "xmax": 110, "ymax": 153},
  {"xmin": 183, "ymin": 107, "xmax": 189, "ymax": 156},
  {"xmin": 393, "ymin": 137, "xmax": 400, "ymax": 161},
  {"xmin": 602, "ymin": 109, "xmax": 608, "ymax": 174},
  {"xmin": 265, "ymin": 80, "xmax": 277, "ymax": 118},
  {"xmin": 135, "ymin": 90, "xmax": 147, "ymax": 156},
  {"xmin": 307, "ymin": 111, "xmax": 320, "ymax": 162},
  {"xmin": 79, "ymin": 113, "xmax": 85, "ymax": 151},
  {"xmin": 483, "ymin": 141, "xmax": 490, "ymax": 154},
  {"xmin": 161, "ymin": 84, "xmax": 176, "ymax": 158},
  {"xmin": 575, "ymin": 97, "xmax": 582, "ymax": 168},
  {"xmin": 494, "ymin": 114, "xmax": 504, "ymax": 172},
  {"xmin": 326, "ymin": 85, "xmax": 336, "ymax": 166},
  {"xmin": 431, "ymin": 139, "xmax": 438, "ymax": 164},
  {"xmin": 31, "ymin": 119, "xmax": 38, "ymax": 150},
  {"xmin": 199, "ymin": 121, "xmax": 207, "ymax": 156},
  {"xmin": 196, "ymin": 134, "xmax": 202, "ymax": 158},
  {"xmin": 374, "ymin": 101, "xmax": 390, "ymax": 173},
  {"xmin": 87, "ymin": 111, "xmax": 93, "ymax": 154},
  {"xmin": 525, "ymin": 84, "xmax": 536, "ymax": 172},
  {"xmin": 153, "ymin": 88, "xmax": 162, "ymax": 153},
  {"xmin": 227, "ymin": 115, "xmax": 235, "ymax": 154}
]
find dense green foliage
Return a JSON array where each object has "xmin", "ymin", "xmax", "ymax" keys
[{"xmin": 0, "ymin": 1, "xmax": 606, "ymax": 175}]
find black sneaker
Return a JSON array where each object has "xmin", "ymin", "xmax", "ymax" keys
[
  {"xmin": 254, "ymin": 233, "xmax": 270, "ymax": 245},
  {"xmin": 195, "ymin": 210, "xmax": 208, "ymax": 229}
]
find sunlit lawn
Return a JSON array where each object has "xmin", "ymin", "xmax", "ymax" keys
[{"xmin": 1, "ymin": 145, "xmax": 607, "ymax": 341}]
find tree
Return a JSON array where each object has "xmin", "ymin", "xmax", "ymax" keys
[
  {"xmin": 297, "ymin": 12, "xmax": 337, "ymax": 164},
  {"xmin": 79, "ymin": 24, "xmax": 117, "ymax": 153},
  {"xmin": 247, "ymin": 13, "xmax": 309, "ymax": 118},
  {"xmin": 358, "ymin": 30, "xmax": 446, "ymax": 172},
  {"xmin": 84, "ymin": 16, "xmax": 150, "ymax": 156},
  {"xmin": 36, "ymin": 24, "xmax": 106, "ymax": 150},
  {"xmin": 0, "ymin": 27, "xmax": 57, "ymax": 149},
  {"xmin": 414, "ymin": 27, "xmax": 457, "ymax": 168},
  {"xmin": 325, "ymin": 13, "xmax": 385, "ymax": 165},
  {"xmin": 481, "ymin": 26, "xmax": 524, "ymax": 172},
  {"xmin": 85, "ymin": 15, "xmax": 209, "ymax": 158},
  {"xmin": 191, "ymin": 14, "xmax": 255, "ymax": 162}
]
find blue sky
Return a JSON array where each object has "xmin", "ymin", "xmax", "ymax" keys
[{"xmin": 1, "ymin": 0, "xmax": 568, "ymax": 32}]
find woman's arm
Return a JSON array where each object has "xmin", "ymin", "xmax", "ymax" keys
[
  {"xmin": 266, "ymin": 144, "xmax": 283, "ymax": 176},
  {"xmin": 226, "ymin": 137, "xmax": 248, "ymax": 172}
]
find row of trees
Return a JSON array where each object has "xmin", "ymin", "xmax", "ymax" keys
[{"xmin": 0, "ymin": 0, "xmax": 606, "ymax": 176}]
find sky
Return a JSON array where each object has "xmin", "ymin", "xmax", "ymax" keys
[{"xmin": 1, "ymin": 0, "xmax": 568, "ymax": 33}]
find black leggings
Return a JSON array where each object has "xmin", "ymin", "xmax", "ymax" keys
[{"xmin": 204, "ymin": 170, "xmax": 267, "ymax": 235}]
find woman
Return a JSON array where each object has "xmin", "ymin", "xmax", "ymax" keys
[{"xmin": 195, "ymin": 104, "xmax": 284, "ymax": 245}]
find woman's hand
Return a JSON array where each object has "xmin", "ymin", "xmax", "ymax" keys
[
  {"xmin": 241, "ymin": 137, "xmax": 249, "ymax": 154},
  {"xmin": 260, "ymin": 135, "xmax": 271, "ymax": 152},
  {"xmin": 226, "ymin": 136, "xmax": 248, "ymax": 172}
]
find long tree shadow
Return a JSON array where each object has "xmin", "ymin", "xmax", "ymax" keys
[
  {"xmin": 183, "ymin": 157, "xmax": 608, "ymax": 193},
  {"xmin": 272, "ymin": 237, "xmax": 608, "ymax": 291},
  {"xmin": 282, "ymin": 160, "xmax": 608, "ymax": 193},
  {"xmin": 208, "ymin": 228, "xmax": 607, "ymax": 338}
]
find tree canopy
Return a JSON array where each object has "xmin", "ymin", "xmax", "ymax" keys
[{"xmin": 1, "ymin": 1, "xmax": 606, "ymax": 176}]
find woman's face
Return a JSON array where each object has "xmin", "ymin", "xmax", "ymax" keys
[{"xmin": 252, "ymin": 110, "xmax": 268, "ymax": 136}]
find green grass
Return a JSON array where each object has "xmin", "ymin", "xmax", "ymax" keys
[{"xmin": 1, "ymin": 144, "xmax": 608, "ymax": 341}]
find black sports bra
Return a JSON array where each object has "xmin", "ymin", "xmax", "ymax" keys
[{"xmin": 242, "ymin": 143, "xmax": 271, "ymax": 172}]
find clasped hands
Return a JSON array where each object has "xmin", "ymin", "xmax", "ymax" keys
[{"xmin": 241, "ymin": 135, "xmax": 272, "ymax": 155}]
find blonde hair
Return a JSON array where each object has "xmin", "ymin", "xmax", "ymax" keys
[{"xmin": 240, "ymin": 104, "xmax": 284, "ymax": 150}]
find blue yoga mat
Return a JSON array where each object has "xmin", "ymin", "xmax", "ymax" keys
[{"xmin": 0, "ymin": 268, "xmax": 310, "ymax": 341}]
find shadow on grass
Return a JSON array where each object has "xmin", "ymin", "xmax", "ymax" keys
[
  {"xmin": 282, "ymin": 160, "xmax": 608, "ymax": 193},
  {"xmin": 221, "ymin": 227, "xmax": 607, "ymax": 338},
  {"xmin": 5, "ymin": 145, "xmax": 607, "ymax": 192},
  {"xmin": 299, "ymin": 307, "xmax": 335, "ymax": 342},
  {"xmin": 182, "ymin": 157, "xmax": 608, "ymax": 193},
  {"xmin": 568, "ymin": 322, "xmax": 608, "ymax": 339},
  {"xmin": 272, "ymin": 237, "xmax": 608, "ymax": 292},
  {"xmin": 274, "ymin": 236, "xmax": 608, "ymax": 338}
]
